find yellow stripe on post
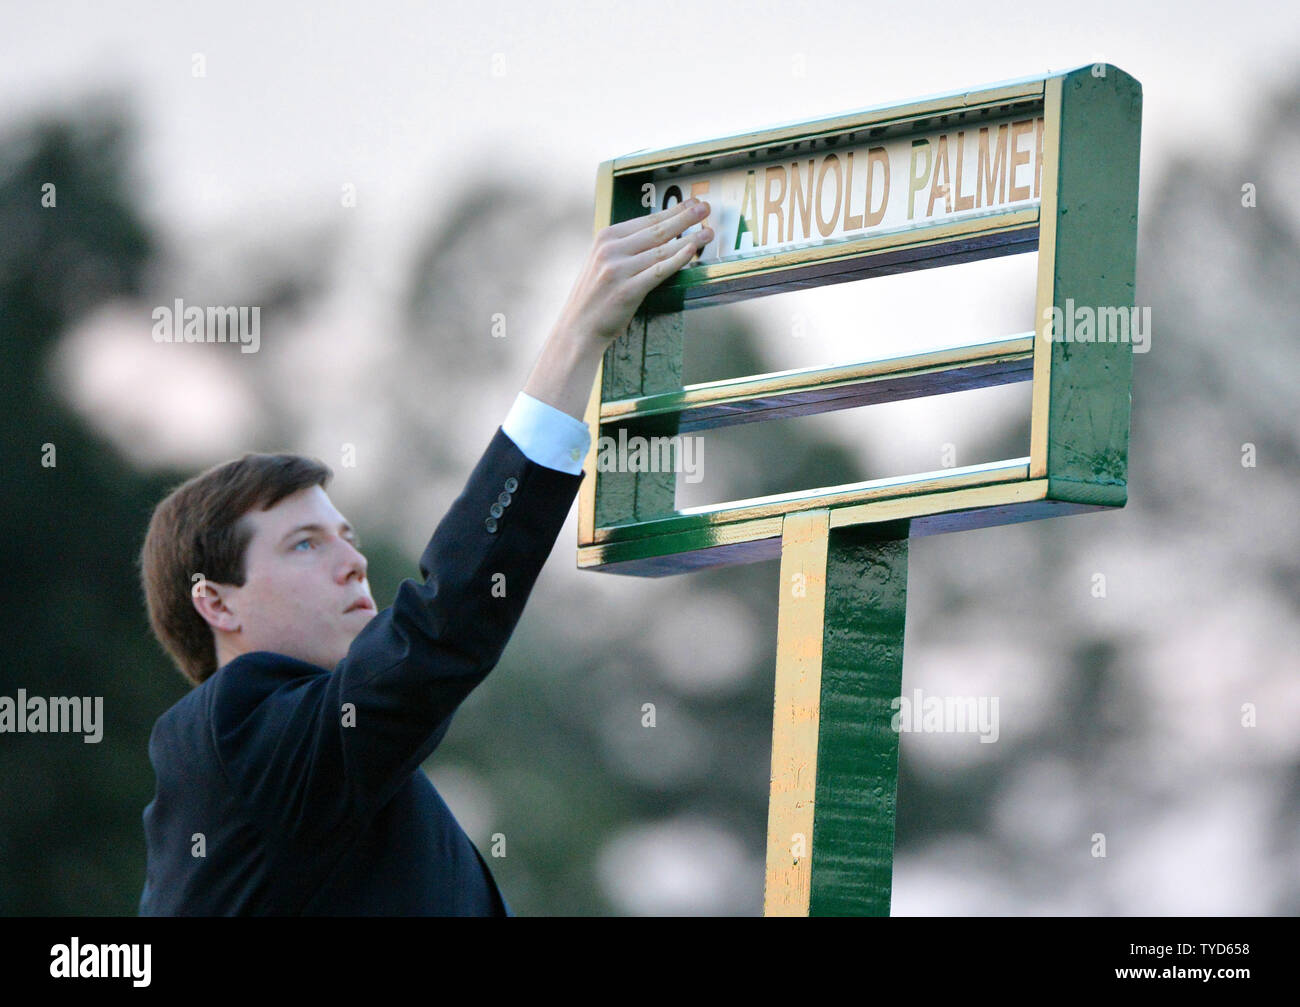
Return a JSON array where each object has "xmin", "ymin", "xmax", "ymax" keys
[{"xmin": 764, "ymin": 508, "xmax": 830, "ymax": 916}]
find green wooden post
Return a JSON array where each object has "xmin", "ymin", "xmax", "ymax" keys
[
  {"xmin": 812, "ymin": 530, "xmax": 909, "ymax": 915},
  {"xmin": 1034, "ymin": 65, "xmax": 1143, "ymax": 501},
  {"xmin": 765, "ymin": 514, "xmax": 909, "ymax": 915},
  {"xmin": 595, "ymin": 312, "xmax": 683, "ymax": 528}
]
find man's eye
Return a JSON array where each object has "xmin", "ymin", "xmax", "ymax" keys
[{"xmin": 293, "ymin": 539, "xmax": 314, "ymax": 551}]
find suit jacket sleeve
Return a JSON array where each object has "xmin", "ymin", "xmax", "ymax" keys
[{"xmin": 208, "ymin": 425, "xmax": 584, "ymax": 850}]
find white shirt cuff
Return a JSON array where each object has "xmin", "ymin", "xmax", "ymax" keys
[{"xmin": 501, "ymin": 391, "xmax": 592, "ymax": 475}]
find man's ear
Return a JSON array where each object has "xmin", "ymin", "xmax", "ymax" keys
[{"xmin": 190, "ymin": 577, "xmax": 241, "ymax": 634}]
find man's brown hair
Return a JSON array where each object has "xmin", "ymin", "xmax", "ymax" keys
[{"xmin": 140, "ymin": 452, "xmax": 333, "ymax": 686}]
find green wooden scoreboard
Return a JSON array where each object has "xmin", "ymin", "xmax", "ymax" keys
[{"xmin": 576, "ymin": 63, "xmax": 1142, "ymax": 915}]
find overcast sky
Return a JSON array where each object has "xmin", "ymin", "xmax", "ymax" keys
[{"xmin": 6, "ymin": 0, "xmax": 1298, "ymax": 235}]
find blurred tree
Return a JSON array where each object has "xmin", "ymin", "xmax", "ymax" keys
[{"xmin": 0, "ymin": 99, "xmax": 183, "ymax": 914}]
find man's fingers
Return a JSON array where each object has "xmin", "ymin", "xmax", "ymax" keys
[
  {"xmin": 628, "ymin": 228, "xmax": 711, "ymax": 295},
  {"xmin": 625, "ymin": 225, "xmax": 710, "ymax": 278},
  {"xmin": 608, "ymin": 199, "xmax": 711, "ymax": 254},
  {"xmin": 603, "ymin": 198, "xmax": 696, "ymax": 239},
  {"xmin": 619, "ymin": 199, "xmax": 710, "ymax": 256}
]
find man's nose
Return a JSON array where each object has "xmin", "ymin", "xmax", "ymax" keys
[{"xmin": 336, "ymin": 539, "xmax": 368, "ymax": 582}]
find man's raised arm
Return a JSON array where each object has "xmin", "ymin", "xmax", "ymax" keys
[
  {"xmin": 210, "ymin": 199, "xmax": 715, "ymax": 846},
  {"xmin": 521, "ymin": 196, "xmax": 714, "ymax": 421}
]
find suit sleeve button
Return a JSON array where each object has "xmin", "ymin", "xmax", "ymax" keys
[
  {"xmin": 498, "ymin": 491, "xmax": 512, "ymax": 507},
  {"xmin": 485, "ymin": 516, "xmax": 499, "ymax": 533},
  {"xmin": 489, "ymin": 502, "xmax": 504, "ymax": 518},
  {"xmin": 504, "ymin": 477, "xmax": 519, "ymax": 493}
]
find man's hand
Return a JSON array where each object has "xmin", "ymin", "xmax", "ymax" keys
[
  {"xmin": 553, "ymin": 197, "xmax": 713, "ymax": 350},
  {"xmin": 521, "ymin": 198, "xmax": 713, "ymax": 423}
]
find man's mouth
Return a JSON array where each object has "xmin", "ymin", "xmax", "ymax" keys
[{"xmin": 344, "ymin": 598, "xmax": 376, "ymax": 614}]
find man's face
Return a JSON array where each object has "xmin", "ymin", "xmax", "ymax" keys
[{"xmin": 209, "ymin": 485, "xmax": 376, "ymax": 672}]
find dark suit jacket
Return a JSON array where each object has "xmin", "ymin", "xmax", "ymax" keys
[{"xmin": 139, "ymin": 426, "xmax": 584, "ymax": 915}]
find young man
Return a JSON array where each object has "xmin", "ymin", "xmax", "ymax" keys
[{"xmin": 137, "ymin": 199, "xmax": 714, "ymax": 915}]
